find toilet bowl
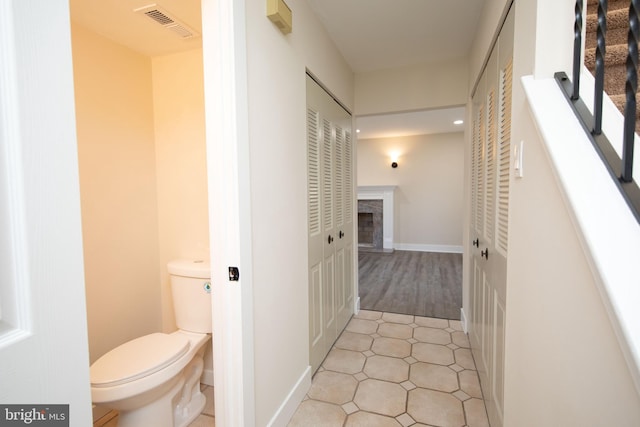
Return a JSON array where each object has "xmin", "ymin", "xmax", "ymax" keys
[{"xmin": 90, "ymin": 259, "xmax": 212, "ymax": 427}]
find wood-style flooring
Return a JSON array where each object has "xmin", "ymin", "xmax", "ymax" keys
[{"xmin": 358, "ymin": 250, "xmax": 462, "ymax": 319}]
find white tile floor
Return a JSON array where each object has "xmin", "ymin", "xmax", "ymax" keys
[
  {"xmin": 288, "ymin": 310, "xmax": 489, "ymax": 427},
  {"xmin": 93, "ymin": 384, "xmax": 215, "ymax": 427},
  {"xmin": 94, "ymin": 310, "xmax": 488, "ymax": 427}
]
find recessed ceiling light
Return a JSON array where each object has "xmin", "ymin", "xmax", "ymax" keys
[
  {"xmin": 356, "ymin": 129, "xmax": 361, "ymax": 133},
  {"xmin": 453, "ymin": 120, "xmax": 464, "ymax": 125}
]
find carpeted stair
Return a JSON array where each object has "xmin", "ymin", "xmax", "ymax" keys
[{"xmin": 585, "ymin": 0, "xmax": 640, "ymax": 133}]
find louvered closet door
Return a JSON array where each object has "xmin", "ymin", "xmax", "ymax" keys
[
  {"xmin": 340, "ymin": 129, "xmax": 354, "ymax": 329},
  {"xmin": 468, "ymin": 7, "xmax": 513, "ymax": 427},
  {"xmin": 307, "ymin": 103, "xmax": 326, "ymax": 372},
  {"xmin": 470, "ymin": 69, "xmax": 486, "ymax": 366},
  {"xmin": 334, "ymin": 125, "xmax": 354, "ymax": 331},
  {"xmin": 321, "ymin": 116, "xmax": 338, "ymax": 355},
  {"xmin": 306, "ymin": 74, "xmax": 355, "ymax": 373}
]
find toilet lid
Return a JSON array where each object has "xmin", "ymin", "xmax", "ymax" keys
[{"xmin": 91, "ymin": 333, "xmax": 190, "ymax": 387}]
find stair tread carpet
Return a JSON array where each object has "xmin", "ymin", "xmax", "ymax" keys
[{"xmin": 585, "ymin": 0, "xmax": 640, "ymax": 133}]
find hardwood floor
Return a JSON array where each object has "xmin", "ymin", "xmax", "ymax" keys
[{"xmin": 358, "ymin": 250, "xmax": 462, "ymax": 319}]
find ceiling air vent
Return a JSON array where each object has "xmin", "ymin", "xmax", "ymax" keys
[{"xmin": 134, "ymin": 4, "xmax": 198, "ymax": 39}]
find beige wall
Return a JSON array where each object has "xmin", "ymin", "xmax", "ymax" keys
[
  {"xmin": 73, "ymin": 25, "xmax": 210, "ymax": 374},
  {"xmin": 152, "ymin": 48, "xmax": 212, "ymax": 374},
  {"xmin": 152, "ymin": 49, "xmax": 209, "ymax": 333},
  {"xmin": 73, "ymin": 23, "xmax": 162, "ymax": 363},
  {"xmin": 357, "ymin": 133, "xmax": 464, "ymax": 250},
  {"xmin": 243, "ymin": 0, "xmax": 354, "ymax": 423},
  {"xmin": 355, "ymin": 58, "xmax": 468, "ymax": 115}
]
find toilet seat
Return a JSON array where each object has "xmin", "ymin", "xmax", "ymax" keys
[{"xmin": 91, "ymin": 333, "xmax": 190, "ymax": 388}]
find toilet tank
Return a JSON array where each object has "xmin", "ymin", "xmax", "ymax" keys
[{"xmin": 167, "ymin": 259, "xmax": 212, "ymax": 333}]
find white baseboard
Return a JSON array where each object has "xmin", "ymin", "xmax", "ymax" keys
[
  {"xmin": 201, "ymin": 368, "xmax": 214, "ymax": 387},
  {"xmin": 266, "ymin": 366, "xmax": 311, "ymax": 427},
  {"xmin": 393, "ymin": 243, "xmax": 463, "ymax": 253},
  {"xmin": 460, "ymin": 308, "xmax": 468, "ymax": 334},
  {"xmin": 355, "ymin": 296, "xmax": 360, "ymax": 314}
]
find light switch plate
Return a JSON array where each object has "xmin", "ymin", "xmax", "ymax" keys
[{"xmin": 514, "ymin": 140, "xmax": 524, "ymax": 178}]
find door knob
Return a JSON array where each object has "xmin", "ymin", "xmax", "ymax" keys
[
  {"xmin": 473, "ymin": 238, "xmax": 479, "ymax": 247},
  {"xmin": 339, "ymin": 230, "xmax": 344, "ymax": 239},
  {"xmin": 328, "ymin": 235, "xmax": 334, "ymax": 244},
  {"xmin": 481, "ymin": 248, "xmax": 489, "ymax": 259}
]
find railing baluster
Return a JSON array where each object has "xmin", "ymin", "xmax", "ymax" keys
[
  {"xmin": 622, "ymin": 0, "xmax": 639, "ymax": 182},
  {"xmin": 556, "ymin": 0, "xmax": 640, "ymax": 224},
  {"xmin": 594, "ymin": 0, "xmax": 608, "ymax": 135},
  {"xmin": 572, "ymin": 0, "xmax": 584, "ymax": 100}
]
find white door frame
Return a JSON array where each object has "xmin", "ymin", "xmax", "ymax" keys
[
  {"xmin": 1, "ymin": 1, "xmax": 251, "ymax": 424},
  {"xmin": 201, "ymin": 0, "xmax": 255, "ymax": 425}
]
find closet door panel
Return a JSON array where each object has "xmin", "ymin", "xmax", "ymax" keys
[
  {"xmin": 468, "ymin": 7, "xmax": 514, "ymax": 427},
  {"xmin": 306, "ymin": 104, "xmax": 326, "ymax": 372},
  {"xmin": 306, "ymin": 74, "xmax": 354, "ymax": 373},
  {"xmin": 322, "ymin": 119, "xmax": 338, "ymax": 348}
]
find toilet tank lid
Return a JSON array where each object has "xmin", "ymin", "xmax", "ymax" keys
[
  {"xmin": 167, "ymin": 259, "xmax": 210, "ymax": 279},
  {"xmin": 90, "ymin": 333, "xmax": 189, "ymax": 388}
]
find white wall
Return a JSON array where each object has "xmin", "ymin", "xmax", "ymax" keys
[
  {"xmin": 357, "ymin": 133, "xmax": 464, "ymax": 251},
  {"xmin": 468, "ymin": 0, "xmax": 512, "ymax": 95},
  {"xmin": 241, "ymin": 0, "xmax": 354, "ymax": 424},
  {"xmin": 72, "ymin": 23, "xmax": 162, "ymax": 363},
  {"xmin": 353, "ymin": 52, "xmax": 468, "ymax": 257},
  {"xmin": 468, "ymin": 0, "xmax": 574, "ymax": 93},
  {"xmin": 355, "ymin": 58, "xmax": 468, "ymax": 115},
  {"xmin": 505, "ymin": 97, "xmax": 640, "ymax": 426},
  {"xmin": 505, "ymin": 0, "xmax": 640, "ymax": 424},
  {"xmin": 463, "ymin": 0, "xmax": 640, "ymax": 424}
]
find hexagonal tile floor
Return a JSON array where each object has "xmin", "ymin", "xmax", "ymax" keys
[{"xmin": 288, "ymin": 310, "xmax": 489, "ymax": 427}]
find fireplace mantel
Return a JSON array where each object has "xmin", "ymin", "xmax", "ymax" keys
[{"xmin": 357, "ymin": 186, "xmax": 396, "ymax": 250}]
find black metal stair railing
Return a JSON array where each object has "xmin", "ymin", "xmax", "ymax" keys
[
  {"xmin": 555, "ymin": 0, "xmax": 640, "ymax": 223},
  {"xmin": 594, "ymin": 0, "xmax": 607, "ymax": 134},
  {"xmin": 623, "ymin": 0, "xmax": 639, "ymax": 182},
  {"xmin": 572, "ymin": 0, "xmax": 584, "ymax": 100}
]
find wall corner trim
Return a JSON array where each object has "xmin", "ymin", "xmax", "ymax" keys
[{"xmin": 460, "ymin": 308, "xmax": 468, "ymax": 334}]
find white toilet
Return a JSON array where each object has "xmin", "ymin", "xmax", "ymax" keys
[{"xmin": 90, "ymin": 259, "xmax": 212, "ymax": 427}]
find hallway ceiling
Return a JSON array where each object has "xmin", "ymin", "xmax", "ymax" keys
[
  {"xmin": 306, "ymin": 0, "xmax": 484, "ymax": 74},
  {"xmin": 356, "ymin": 107, "xmax": 466, "ymax": 140},
  {"xmin": 69, "ymin": 0, "xmax": 478, "ymax": 138}
]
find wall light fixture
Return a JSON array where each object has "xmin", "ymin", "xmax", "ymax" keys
[{"xmin": 389, "ymin": 151, "xmax": 400, "ymax": 169}]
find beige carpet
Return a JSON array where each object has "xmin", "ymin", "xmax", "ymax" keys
[{"xmin": 585, "ymin": 0, "xmax": 640, "ymax": 132}]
